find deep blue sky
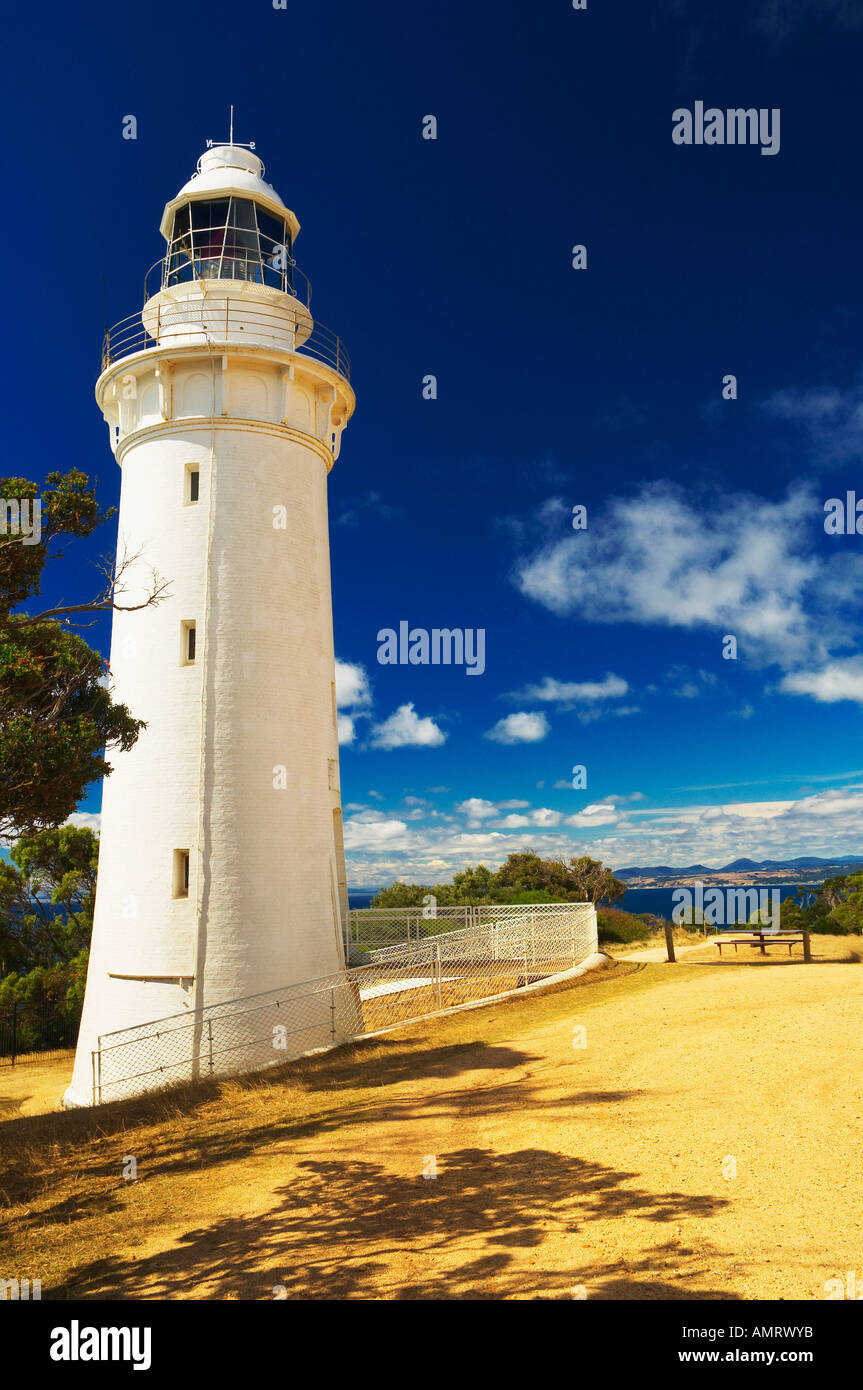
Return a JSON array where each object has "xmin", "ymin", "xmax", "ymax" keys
[{"xmin": 6, "ymin": 0, "xmax": 863, "ymax": 884}]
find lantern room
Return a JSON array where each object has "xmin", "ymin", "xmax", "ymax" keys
[{"xmin": 156, "ymin": 144, "xmax": 304, "ymax": 298}]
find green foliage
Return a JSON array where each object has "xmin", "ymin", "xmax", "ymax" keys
[
  {"xmin": 0, "ymin": 470, "xmax": 110, "ymax": 614},
  {"xmin": 0, "ymin": 469, "xmax": 147, "ymax": 839},
  {"xmin": 778, "ymin": 875, "xmax": 863, "ymax": 935},
  {"xmin": 372, "ymin": 851, "xmax": 626, "ymax": 908},
  {"xmin": 0, "ymin": 825, "xmax": 98, "ymax": 975},
  {"xmin": 0, "ymin": 826, "xmax": 98, "ymax": 1052},
  {"xmin": 367, "ymin": 880, "xmax": 432, "ymax": 908},
  {"xmin": 0, "ymin": 950, "xmax": 87, "ymax": 1052},
  {"xmin": 597, "ymin": 908, "xmax": 653, "ymax": 945}
]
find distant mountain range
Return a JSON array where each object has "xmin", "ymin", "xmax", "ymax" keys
[{"xmin": 616, "ymin": 856, "xmax": 863, "ymax": 879}]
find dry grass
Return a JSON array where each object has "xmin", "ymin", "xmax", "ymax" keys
[
  {"xmin": 0, "ymin": 1050, "xmax": 76, "ymax": 1120},
  {"xmin": 610, "ymin": 931, "xmax": 863, "ymax": 965},
  {"xmin": 1, "ymin": 950, "xmax": 861, "ymax": 1301}
]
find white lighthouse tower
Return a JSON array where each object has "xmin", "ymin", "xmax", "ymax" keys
[{"xmin": 64, "ymin": 138, "xmax": 355, "ymax": 1106}]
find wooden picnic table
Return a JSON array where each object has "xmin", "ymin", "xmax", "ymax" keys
[{"xmin": 715, "ymin": 930, "xmax": 810, "ymax": 960}]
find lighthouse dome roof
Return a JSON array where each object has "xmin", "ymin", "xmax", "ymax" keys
[{"xmin": 159, "ymin": 144, "xmax": 300, "ymax": 243}]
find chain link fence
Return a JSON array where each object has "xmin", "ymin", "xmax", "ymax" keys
[
  {"xmin": 92, "ymin": 903, "xmax": 597, "ymax": 1105},
  {"xmin": 344, "ymin": 901, "xmax": 596, "ymax": 960}
]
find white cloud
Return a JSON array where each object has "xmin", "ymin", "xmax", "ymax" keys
[
  {"xmin": 578, "ymin": 704, "xmax": 640, "ymax": 726},
  {"xmin": 343, "ymin": 817, "xmax": 411, "ymax": 850},
  {"xmin": 731, "ymin": 704, "xmax": 755, "ymax": 719},
  {"xmin": 335, "ymin": 659, "xmax": 372, "ymax": 709},
  {"xmin": 506, "ymin": 673, "xmax": 629, "ymax": 705},
  {"xmin": 763, "ymin": 382, "xmax": 863, "ymax": 463},
  {"xmin": 66, "ymin": 812, "xmax": 101, "ymax": 832},
  {"xmin": 336, "ymin": 491, "xmax": 397, "ymax": 527},
  {"xmin": 337, "ymin": 714, "xmax": 355, "ymax": 745},
  {"xmin": 341, "ymin": 782, "xmax": 863, "ymax": 884},
  {"xmin": 370, "ymin": 703, "xmax": 446, "ymax": 749},
  {"xmin": 780, "ymin": 658, "xmax": 863, "ymax": 706},
  {"xmin": 514, "ymin": 481, "xmax": 863, "ymax": 672},
  {"xmin": 565, "ymin": 801, "xmax": 621, "ymax": 829},
  {"xmin": 457, "ymin": 797, "xmax": 499, "ymax": 823},
  {"xmin": 484, "ymin": 711, "xmax": 550, "ymax": 744}
]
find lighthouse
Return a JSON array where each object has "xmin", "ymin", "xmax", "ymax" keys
[{"xmin": 64, "ymin": 138, "xmax": 355, "ymax": 1106}]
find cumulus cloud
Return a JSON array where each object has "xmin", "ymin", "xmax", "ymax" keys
[
  {"xmin": 457, "ymin": 797, "xmax": 499, "ymax": 823},
  {"xmin": 565, "ymin": 801, "xmax": 621, "ymax": 829},
  {"xmin": 342, "ymin": 817, "xmax": 411, "ymax": 851},
  {"xmin": 335, "ymin": 659, "xmax": 372, "ymax": 709},
  {"xmin": 337, "ymin": 714, "xmax": 356, "ymax": 745},
  {"xmin": 341, "ymin": 783, "xmax": 863, "ymax": 884},
  {"xmin": 514, "ymin": 481, "xmax": 863, "ymax": 671},
  {"xmin": 484, "ymin": 711, "xmax": 550, "ymax": 744},
  {"xmin": 370, "ymin": 703, "xmax": 446, "ymax": 749},
  {"xmin": 780, "ymin": 658, "xmax": 863, "ymax": 706}
]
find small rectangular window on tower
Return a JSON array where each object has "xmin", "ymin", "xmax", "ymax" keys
[
  {"xmin": 181, "ymin": 621, "xmax": 197, "ymax": 665},
  {"xmin": 173, "ymin": 850, "xmax": 190, "ymax": 899},
  {"xmin": 186, "ymin": 466, "xmax": 200, "ymax": 504}
]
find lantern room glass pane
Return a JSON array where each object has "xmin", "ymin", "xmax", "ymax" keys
[
  {"xmin": 257, "ymin": 209, "xmax": 290, "ymax": 287},
  {"xmin": 164, "ymin": 197, "xmax": 294, "ymax": 291},
  {"xmin": 221, "ymin": 198, "xmax": 259, "ymax": 282}
]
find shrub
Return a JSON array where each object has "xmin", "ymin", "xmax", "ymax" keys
[{"xmin": 597, "ymin": 908, "xmax": 653, "ymax": 945}]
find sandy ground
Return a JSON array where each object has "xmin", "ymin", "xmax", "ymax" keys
[
  {"xmin": 2, "ymin": 950, "xmax": 862, "ymax": 1300},
  {"xmin": 622, "ymin": 941, "xmax": 713, "ymax": 963},
  {"xmin": 0, "ymin": 1051, "xmax": 75, "ymax": 1119}
]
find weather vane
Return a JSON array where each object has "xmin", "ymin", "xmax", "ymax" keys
[{"xmin": 206, "ymin": 105, "xmax": 255, "ymax": 151}]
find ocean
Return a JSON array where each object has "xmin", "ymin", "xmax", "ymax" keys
[{"xmin": 348, "ymin": 883, "xmax": 813, "ymax": 919}]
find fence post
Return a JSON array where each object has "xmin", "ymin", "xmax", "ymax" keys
[
  {"xmin": 207, "ymin": 1018, "xmax": 214, "ymax": 1074},
  {"xmin": 330, "ymin": 989, "xmax": 337, "ymax": 1041},
  {"xmin": 664, "ymin": 922, "xmax": 677, "ymax": 963},
  {"xmin": 803, "ymin": 930, "xmax": 812, "ymax": 963},
  {"xmin": 434, "ymin": 942, "xmax": 442, "ymax": 1008},
  {"xmin": 10, "ymin": 1000, "xmax": 17, "ymax": 1067}
]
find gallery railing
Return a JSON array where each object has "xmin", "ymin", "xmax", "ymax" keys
[{"xmin": 101, "ymin": 295, "xmax": 350, "ymax": 382}]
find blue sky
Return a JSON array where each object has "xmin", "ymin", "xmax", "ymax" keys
[{"xmin": 6, "ymin": 0, "xmax": 863, "ymax": 885}]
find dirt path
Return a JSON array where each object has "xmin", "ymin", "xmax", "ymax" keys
[
  {"xmin": 620, "ymin": 941, "xmax": 711, "ymax": 963},
  {"xmin": 3, "ymin": 954, "xmax": 862, "ymax": 1300}
]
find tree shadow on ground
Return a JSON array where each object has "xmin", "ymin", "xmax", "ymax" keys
[
  {"xmin": 54, "ymin": 1146, "xmax": 734, "ymax": 1302},
  {"xmin": 4, "ymin": 1068, "xmax": 646, "ymax": 1236},
  {"xmin": 0, "ymin": 1038, "xmax": 534, "ymax": 1148}
]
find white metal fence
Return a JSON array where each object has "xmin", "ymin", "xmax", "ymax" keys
[
  {"xmin": 91, "ymin": 903, "xmax": 597, "ymax": 1105},
  {"xmin": 344, "ymin": 901, "xmax": 597, "ymax": 959}
]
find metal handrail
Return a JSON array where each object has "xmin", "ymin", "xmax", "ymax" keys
[
  {"xmin": 101, "ymin": 294, "xmax": 351, "ymax": 382},
  {"xmin": 144, "ymin": 251, "xmax": 313, "ymax": 306}
]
